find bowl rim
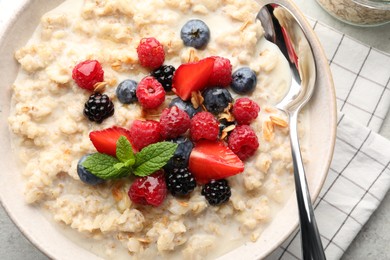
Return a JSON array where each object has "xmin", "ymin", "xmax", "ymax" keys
[{"xmin": 0, "ymin": 0, "xmax": 337, "ymax": 259}]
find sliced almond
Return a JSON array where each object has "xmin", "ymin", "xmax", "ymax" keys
[
  {"xmin": 220, "ymin": 124, "xmax": 236, "ymax": 140},
  {"xmin": 264, "ymin": 106, "xmax": 277, "ymax": 113},
  {"xmin": 240, "ymin": 20, "xmax": 252, "ymax": 31},
  {"xmin": 270, "ymin": 116, "xmax": 288, "ymax": 128},
  {"xmin": 93, "ymin": 81, "xmax": 107, "ymax": 93},
  {"xmin": 262, "ymin": 120, "xmax": 274, "ymax": 141},
  {"xmin": 137, "ymin": 238, "xmax": 151, "ymax": 244},
  {"xmin": 179, "ymin": 201, "xmax": 189, "ymax": 207},
  {"xmin": 187, "ymin": 49, "xmax": 200, "ymax": 63},
  {"xmin": 191, "ymin": 91, "xmax": 204, "ymax": 109}
]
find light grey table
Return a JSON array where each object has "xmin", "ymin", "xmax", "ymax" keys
[{"xmin": 1, "ymin": 1, "xmax": 389, "ymax": 260}]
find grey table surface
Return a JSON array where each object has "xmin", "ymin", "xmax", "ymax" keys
[{"xmin": 1, "ymin": 1, "xmax": 389, "ymax": 259}]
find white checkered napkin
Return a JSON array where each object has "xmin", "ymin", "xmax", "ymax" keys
[
  {"xmin": 265, "ymin": 18, "xmax": 390, "ymax": 260},
  {"xmin": 267, "ymin": 114, "xmax": 390, "ymax": 260},
  {"xmin": 309, "ymin": 19, "xmax": 390, "ymax": 131}
]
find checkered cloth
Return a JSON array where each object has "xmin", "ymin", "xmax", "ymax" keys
[{"xmin": 266, "ymin": 18, "xmax": 390, "ymax": 260}]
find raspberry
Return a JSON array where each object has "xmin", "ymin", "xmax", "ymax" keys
[
  {"xmin": 201, "ymin": 179, "xmax": 231, "ymax": 206},
  {"xmin": 136, "ymin": 76, "xmax": 165, "ymax": 109},
  {"xmin": 208, "ymin": 56, "xmax": 232, "ymax": 87},
  {"xmin": 83, "ymin": 93, "xmax": 114, "ymax": 123},
  {"xmin": 72, "ymin": 60, "xmax": 104, "ymax": 91},
  {"xmin": 136, "ymin": 37, "xmax": 165, "ymax": 69},
  {"xmin": 232, "ymin": 98, "xmax": 260, "ymax": 125},
  {"xmin": 190, "ymin": 112, "xmax": 219, "ymax": 141},
  {"xmin": 129, "ymin": 120, "xmax": 162, "ymax": 151},
  {"xmin": 165, "ymin": 167, "xmax": 196, "ymax": 197},
  {"xmin": 228, "ymin": 125, "xmax": 259, "ymax": 161},
  {"xmin": 128, "ymin": 171, "xmax": 167, "ymax": 207},
  {"xmin": 160, "ymin": 106, "xmax": 191, "ymax": 139}
]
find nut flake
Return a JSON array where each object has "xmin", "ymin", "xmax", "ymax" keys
[
  {"xmin": 191, "ymin": 91, "xmax": 204, "ymax": 109},
  {"xmin": 270, "ymin": 116, "xmax": 288, "ymax": 128},
  {"xmin": 220, "ymin": 124, "xmax": 236, "ymax": 140},
  {"xmin": 262, "ymin": 120, "xmax": 274, "ymax": 141},
  {"xmin": 93, "ymin": 81, "xmax": 107, "ymax": 93}
]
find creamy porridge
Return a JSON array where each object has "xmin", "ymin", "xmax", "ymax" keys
[{"xmin": 7, "ymin": 0, "xmax": 308, "ymax": 259}]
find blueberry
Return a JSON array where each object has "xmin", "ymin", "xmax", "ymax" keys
[
  {"xmin": 231, "ymin": 67, "xmax": 257, "ymax": 94},
  {"xmin": 202, "ymin": 87, "xmax": 233, "ymax": 114},
  {"xmin": 116, "ymin": 79, "xmax": 138, "ymax": 104},
  {"xmin": 169, "ymin": 97, "xmax": 201, "ymax": 118},
  {"xmin": 77, "ymin": 154, "xmax": 105, "ymax": 185},
  {"xmin": 164, "ymin": 137, "xmax": 194, "ymax": 172},
  {"xmin": 180, "ymin": 19, "xmax": 210, "ymax": 49}
]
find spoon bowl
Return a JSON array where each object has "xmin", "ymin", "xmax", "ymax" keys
[{"xmin": 258, "ymin": 3, "xmax": 326, "ymax": 260}]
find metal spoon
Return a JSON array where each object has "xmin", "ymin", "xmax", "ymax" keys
[{"xmin": 257, "ymin": 3, "xmax": 326, "ymax": 260}]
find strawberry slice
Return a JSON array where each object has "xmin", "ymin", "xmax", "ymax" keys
[
  {"xmin": 189, "ymin": 140, "xmax": 244, "ymax": 184},
  {"xmin": 172, "ymin": 57, "xmax": 215, "ymax": 100},
  {"xmin": 89, "ymin": 126, "xmax": 133, "ymax": 157}
]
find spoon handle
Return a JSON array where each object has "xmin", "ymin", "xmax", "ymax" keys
[{"xmin": 289, "ymin": 110, "xmax": 326, "ymax": 260}]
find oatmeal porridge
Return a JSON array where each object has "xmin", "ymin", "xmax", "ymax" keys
[{"xmin": 8, "ymin": 0, "xmax": 308, "ymax": 259}]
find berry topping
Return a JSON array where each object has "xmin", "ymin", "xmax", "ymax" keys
[
  {"xmin": 228, "ymin": 125, "xmax": 259, "ymax": 161},
  {"xmin": 190, "ymin": 112, "xmax": 219, "ymax": 142},
  {"xmin": 172, "ymin": 57, "xmax": 215, "ymax": 100},
  {"xmin": 89, "ymin": 126, "xmax": 133, "ymax": 157},
  {"xmin": 165, "ymin": 167, "xmax": 197, "ymax": 197},
  {"xmin": 180, "ymin": 19, "xmax": 210, "ymax": 49},
  {"xmin": 72, "ymin": 60, "xmax": 104, "ymax": 91},
  {"xmin": 169, "ymin": 97, "xmax": 201, "ymax": 118},
  {"xmin": 202, "ymin": 87, "xmax": 233, "ymax": 114},
  {"xmin": 128, "ymin": 171, "xmax": 167, "ymax": 207},
  {"xmin": 136, "ymin": 37, "xmax": 165, "ymax": 69},
  {"xmin": 231, "ymin": 67, "xmax": 257, "ymax": 94},
  {"xmin": 160, "ymin": 106, "xmax": 191, "ymax": 139},
  {"xmin": 116, "ymin": 79, "xmax": 138, "ymax": 104},
  {"xmin": 128, "ymin": 120, "xmax": 162, "ymax": 151},
  {"xmin": 151, "ymin": 65, "xmax": 176, "ymax": 92},
  {"xmin": 136, "ymin": 76, "xmax": 165, "ymax": 109},
  {"xmin": 164, "ymin": 137, "xmax": 194, "ymax": 172},
  {"xmin": 208, "ymin": 56, "xmax": 232, "ymax": 87},
  {"xmin": 189, "ymin": 141, "xmax": 244, "ymax": 184},
  {"xmin": 201, "ymin": 179, "xmax": 231, "ymax": 206},
  {"xmin": 77, "ymin": 154, "xmax": 105, "ymax": 185},
  {"xmin": 84, "ymin": 93, "xmax": 114, "ymax": 123},
  {"xmin": 232, "ymin": 98, "xmax": 260, "ymax": 125}
]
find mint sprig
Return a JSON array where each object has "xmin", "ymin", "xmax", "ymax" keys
[{"xmin": 82, "ymin": 136, "xmax": 177, "ymax": 180}]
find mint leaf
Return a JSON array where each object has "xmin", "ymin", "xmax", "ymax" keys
[
  {"xmin": 134, "ymin": 142, "xmax": 178, "ymax": 177},
  {"xmin": 116, "ymin": 136, "xmax": 135, "ymax": 164},
  {"xmin": 82, "ymin": 153, "xmax": 131, "ymax": 180}
]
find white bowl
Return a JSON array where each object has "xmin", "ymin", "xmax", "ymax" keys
[{"xmin": 0, "ymin": 0, "xmax": 337, "ymax": 259}]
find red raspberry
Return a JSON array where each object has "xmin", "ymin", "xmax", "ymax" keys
[
  {"xmin": 190, "ymin": 112, "xmax": 219, "ymax": 141},
  {"xmin": 136, "ymin": 76, "xmax": 165, "ymax": 109},
  {"xmin": 128, "ymin": 171, "xmax": 167, "ymax": 207},
  {"xmin": 160, "ymin": 106, "xmax": 191, "ymax": 139},
  {"xmin": 72, "ymin": 60, "xmax": 104, "ymax": 91},
  {"xmin": 232, "ymin": 98, "xmax": 260, "ymax": 125},
  {"xmin": 208, "ymin": 56, "xmax": 232, "ymax": 87},
  {"xmin": 136, "ymin": 37, "xmax": 165, "ymax": 69},
  {"xmin": 228, "ymin": 125, "xmax": 259, "ymax": 161},
  {"xmin": 129, "ymin": 120, "xmax": 162, "ymax": 151}
]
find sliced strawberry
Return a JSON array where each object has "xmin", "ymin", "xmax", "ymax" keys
[
  {"xmin": 172, "ymin": 57, "xmax": 215, "ymax": 100},
  {"xmin": 189, "ymin": 140, "xmax": 244, "ymax": 184},
  {"xmin": 89, "ymin": 126, "xmax": 133, "ymax": 156}
]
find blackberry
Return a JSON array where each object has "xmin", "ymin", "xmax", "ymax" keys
[
  {"xmin": 151, "ymin": 65, "xmax": 176, "ymax": 92},
  {"xmin": 201, "ymin": 179, "xmax": 231, "ymax": 206},
  {"xmin": 202, "ymin": 87, "xmax": 233, "ymax": 114},
  {"xmin": 169, "ymin": 97, "xmax": 201, "ymax": 118},
  {"xmin": 164, "ymin": 137, "xmax": 194, "ymax": 172},
  {"xmin": 84, "ymin": 93, "xmax": 114, "ymax": 123},
  {"xmin": 165, "ymin": 167, "xmax": 196, "ymax": 196}
]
